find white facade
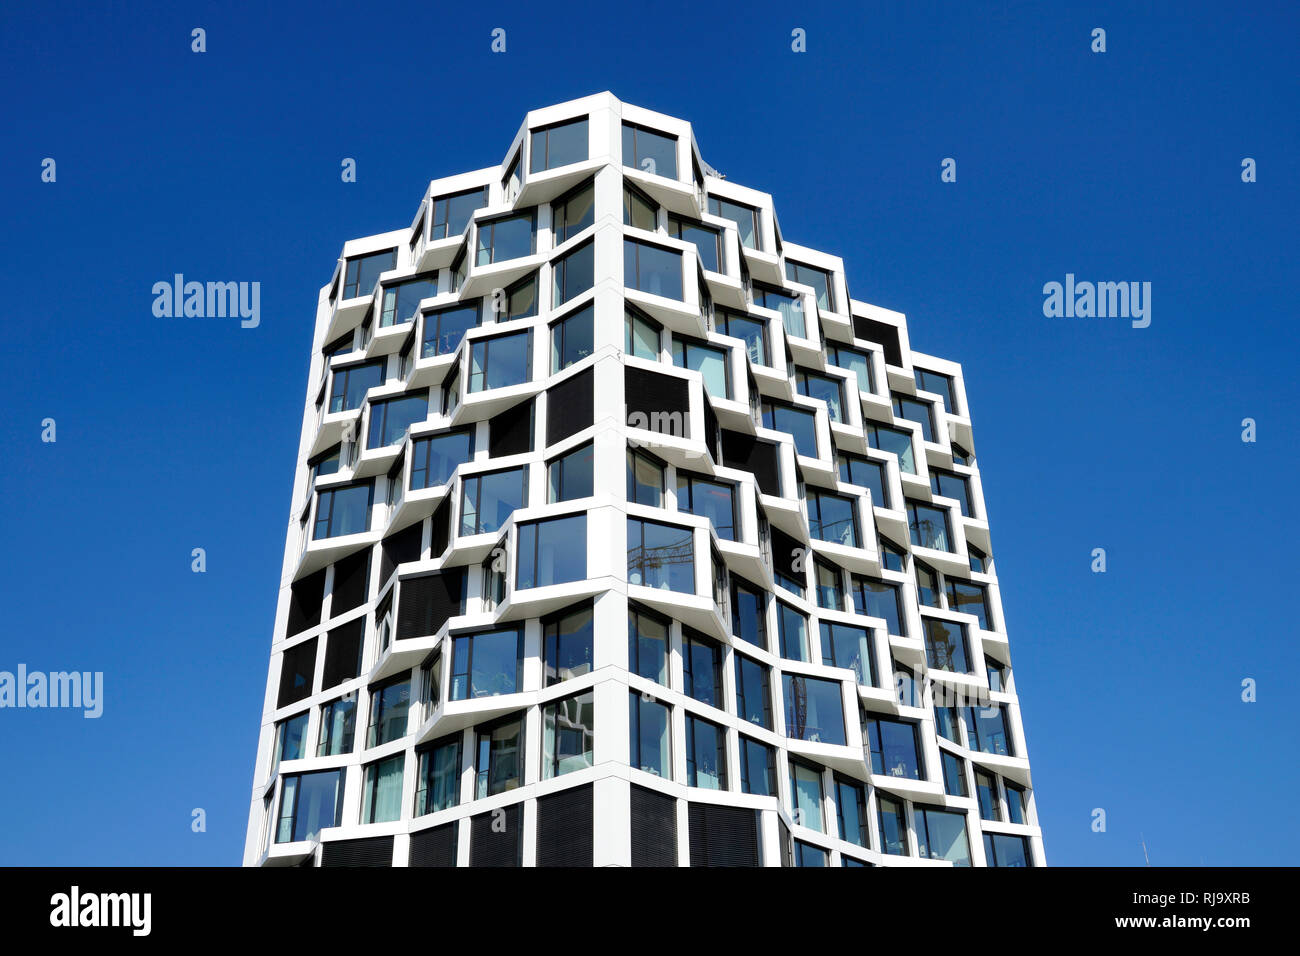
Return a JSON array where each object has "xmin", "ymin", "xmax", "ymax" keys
[{"xmin": 243, "ymin": 92, "xmax": 1045, "ymax": 868}]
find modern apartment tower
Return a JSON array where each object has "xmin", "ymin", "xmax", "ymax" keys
[{"xmin": 244, "ymin": 93, "xmax": 1044, "ymax": 868}]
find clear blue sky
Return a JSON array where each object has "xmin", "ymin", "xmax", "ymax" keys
[{"xmin": 0, "ymin": 0, "xmax": 1295, "ymax": 866}]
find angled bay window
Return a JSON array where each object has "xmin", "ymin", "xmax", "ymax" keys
[
  {"xmin": 669, "ymin": 215, "xmax": 721, "ymax": 272},
  {"xmin": 530, "ymin": 116, "xmax": 588, "ymax": 173},
  {"xmin": 451, "ymin": 628, "xmax": 523, "ymax": 699},
  {"xmin": 430, "ymin": 186, "xmax": 488, "ymax": 241},
  {"xmin": 789, "ymin": 760, "xmax": 824, "ymax": 831},
  {"xmin": 367, "ymin": 390, "xmax": 428, "ymax": 448},
  {"xmin": 625, "ymin": 238, "xmax": 683, "ymax": 300},
  {"xmin": 626, "ymin": 447, "xmax": 665, "ymax": 507},
  {"xmin": 739, "ymin": 736, "xmax": 776, "ymax": 796},
  {"xmin": 828, "ymin": 343, "xmax": 873, "ymax": 394},
  {"xmin": 367, "ymin": 676, "xmax": 410, "ymax": 747},
  {"xmin": 908, "ymin": 500, "xmax": 952, "ymax": 552},
  {"xmin": 734, "ymin": 652, "xmax": 772, "ymax": 729},
  {"xmin": 277, "ymin": 769, "xmax": 344, "ymax": 843},
  {"xmin": 543, "ymin": 603, "xmax": 593, "ymax": 686},
  {"xmin": 497, "ymin": 272, "xmax": 539, "ymax": 322},
  {"xmin": 629, "ymin": 691, "xmax": 671, "ymax": 777},
  {"xmin": 682, "ymin": 629, "xmax": 723, "ymax": 709},
  {"xmin": 459, "ymin": 467, "xmax": 526, "ymax": 536},
  {"xmin": 851, "ymin": 575, "xmax": 906, "ymax": 637},
  {"xmin": 777, "ymin": 601, "xmax": 809, "ymax": 662},
  {"xmin": 838, "ymin": 453, "xmax": 890, "ymax": 510},
  {"xmin": 914, "ymin": 368, "xmax": 957, "ymax": 413},
  {"xmin": 469, "ymin": 329, "xmax": 531, "ymax": 392},
  {"xmin": 552, "ymin": 241, "xmax": 594, "ymax": 308},
  {"xmin": 864, "ymin": 715, "xmax": 924, "ymax": 779},
  {"xmin": 815, "ymin": 559, "xmax": 844, "ymax": 611},
  {"xmin": 877, "ymin": 794, "xmax": 908, "ymax": 856},
  {"xmin": 782, "ymin": 673, "xmax": 846, "ymax": 745},
  {"xmin": 914, "ymin": 805, "xmax": 971, "ymax": 867},
  {"xmin": 835, "ymin": 776, "xmax": 869, "ymax": 848},
  {"xmin": 942, "ymin": 751, "xmax": 969, "ymax": 797},
  {"xmin": 866, "ymin": 422, "xmax": 916, "ymax": 474},
  {"xmin": 985, "ymin": 833, "xmax": 1032, "ymax": 867},
  {"xmin": 329, "ymin": 359, "xmax": 384, "ymax": 413},
  {"xmin": 314, "ymin": 482, "xmax": 373, "ymax": 539},
  {"xmin": 415, "ymin": 735, "xmax": 461, "ymax": 815},
  {"xmin": 624, "ymin": 306, "xmax": 661, "ymax": 359},
  {"xmin": 948, "ymin": 579, "xmax": 991, "ymax": 630},
  {"xmin": 677, "ymin": 472, "xmax": 736, "ymax": 540},
  {"xmin": 672, "ymin": 336, "xmax": 730, "ymax": 399},
  {"xmin": 892, "ymin": 394, "xmax": 936, "ymax": 443},
  {"xmin": 410, "ymin": 429, "xmax": 474, "ymax": 490},
  {"xmin": 628, "ymin": 604, "xmax": 669, "ymax": 684},
  {"xmin": 552, "ymin": 180, "xmax": 595, "ymax": 245},
  {"xmin": 623, "ymin": 121, "xmax": 678, "ymax": 179},
  {"xmin": 916, "ymin": 561, "xmax": 941, "ymax": 608},
  {"xmin": 516, "ymin": 513, "xmax": 587, "ymax": 589},
  {"xmin": 819, "ymin": 622, "xmax": 876, "ymax": 687},
  {"xmin": 550, "ymin": 303, "xmax": 593, "ymax": 371},
  {"xmin": 730, "ymin": 577, "xmax": 767, "ymax": 649},
  {"xmin": 476, "ymin": 211, "xmax": 535, "ymax": 266},
  {"xmin": 965, "ymin": 703, "xmax": 1014, "ymax": 756},
  {"xmin": 685, "ymin": 714, "xmax": 727, "ymax": 790},
  {"xmin": 343, "ymin": 248, "xmax": 396, "ymax": 300},
  {"xmin": 880, "ymin": 537, "xmax": 907, "ymax": 572},
  {"xmin": 548, "ymin": 441, "xmax": 593, "ymax": 502},
  {"xmin": 542, "ymin": 690, "xmax": 594, "ymax": 779},
  {"xmin": 968, "ymin": 543, "xmax": 988, "ymax": 574},
  {"xmin": 627, "ymin": 517, "xmax": 694, "ymax": 593},
  {"xmin": 379, "ymin": 274, "xmax": 437, "ymax": 328},
  {"xmin": 361, "ymin": 753, "xmax": 404, "ymax": 824},
  {"xmin": 753, "ymin": 283, "xmax": 804, "ymax": 338},
  {"xmin": 761, "ymin": 401, "xmax": 817, "ymax": 458},
  {"xmin": 717, "ymin": 309, "xmax": 767, "ymax": 365},
  {"xmin": 475, "ymin": 715, "xmax": 523, "ymax": 798},
  {"xmin": 275, "ymin": 712, "xmax": 309, "ymax": 764},
  {"xmin": 422, "ymin": 303, "xmax": 479, "ymax": 359},
  {"xmin": 623, "ymin": 182, "xmax": 658, "ymax": 231},
  {"xmin": 707, "ymin": 196, "xmax": 759, "ymax": 250},
  {"xmin": 317, "ymin": 696, "xmax": 356, "ymax": 757},
  {"xmin": 796, "ymin": 369, "xmax": 844, "ymax": 423},
  {"xmin": 322, "ymin": 332, "xmax": 356, "ymax": 361},
  {"xmin": 785, "ymin": 260, "xmax": 835, "ymax": 312},
  {"xmin": 807, "ymin": 489, "xmax": 859, "ymax": 547},
  {"xmin": 931, "ymin": 468, "xmax": 972, "ymax": 517}
]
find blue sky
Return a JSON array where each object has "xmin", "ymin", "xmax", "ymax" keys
[{"xmin": 0, "ymin": 0, "xmax": 1295, "ymax": 866}]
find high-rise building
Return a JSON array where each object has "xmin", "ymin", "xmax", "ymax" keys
[{"xmin": 244, "ymin": 92, "xmax": 1044, "ymax": 868}]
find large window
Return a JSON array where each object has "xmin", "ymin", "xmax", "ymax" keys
[
  {"xmin": 915, "ymin": 368, "xmax": 957, "ymax": 413},
  {"xmin": 629, "ymin": 692, "xmax": 671, "ymax": 777},
  {"xmin": 819, "ymin": 622, "xmax": 875, "ymax": 687},
  {"xmin": 275, "ymin": 712, "xmax": 308, "ymax": 766},
  {"xmin": 908, "ymin": 500, "xmax": 952, "ymax": 552},
  {"xmin": 753, "ymin": 284, "xmax": 803, "ymax": 338},
  {"xmin": 789, "ymin": 760, "xmax": 824, "ymax": 831},
  {"xmin": 628, "ymin": 605, "xmax": 669, "ymax": 684},
  {"xmin": 317, "ymin": 697, "xmax": 356, "ymax": 757},
  {"xmin": 361, "ymin": 753, "xmax": 404, "ymax": 824},
  {"xmin": 739, "ymin": 736, "xmax": 776, "ymax": 796},
  {"xmin": 707, "ymin": 196, "xmax": 759, "ymax": 249},
  {"xmin": 914, "ymin": 806, "xmax": 972, "ymax": 866},
  {"xmin": 367, "ymin": 677, "xmax": 410, "ymax": 747},
  {"xmin": 430, "ymin": 187, "xmax": 488, "ymax": 241},
  {"xmin": 530, "ymin": 117, "xmax": 588, "ymax": 172},
  {"xmin": 552, "ymin": 181, "xmax": 594, "ymax": 245},
  {"xmin": 985, "ymin": 833, "xmax": 1032, "ymax": 867},
  {"xmin": 552, "ymin": 241, "xmax": 594, "ymax": 307},
  {"xmin": 672, "ymin": 337, "xmax": 730, "ymax": 399},
  {"xmin": 777, "ymin": 602, "xmax": 808, "ymax": 661},
  {"xmin": 415, "ymin": 735, "xmax": 461, "ymax": 815},
  {"xmin": 835, "ymin": 777, "xmax": 868, "ymax": 847},
  {"xmin": 543, "ymin": 690, "xmax": 594, "ymax": 779},
  {"xmin": 496, "ymin": 273, "xmax": 539, "ymax": 322},
  {"xmin": 734, "ymin": 652, "xmax": 772, "ymax": 729},
  {"xmin": 931, "ymin": 469, "xmax": 973, "ymax": 517},
  {"xmin": 548, "ymin": 442, "xmax": 593, "ymax": 502},
  {"xmin": 828, "ymin": 344, "xmax": 873, "ymax": 393},
  {"xmin": 475, "ymin": 716, "xmax": 523, "ymax": 798},
  {"xmin": 923, "ymin": 618, "xmax": 971, "ymax": 673},
  {"xmin": 762, "ymin": 401, "xmax": 817, "ymax": 458},
  {"xmin": 469, "ymin": 330, "xmax": 531, "ymax": 393},
  {"xmin": 476, "ymin": 212, "xmax": 535, "ymax": 266},
  {"xmin": 343, "ymin": 249, "xmax": 396, "ymax": 300},
  {"xmin": 329, "ymin": 360, "xmax": 384, "ymax": 413},
  {"xmin": 551, "ymin": 303, "xmax": 593, "ymax": 371},
  {"xmin": 627, "ymin": 518, "xmax": 694, "ymax": 593},
  {"xmin": 669, "ymin": 215, "xmax": 720, "ymax": 272},
  {"xmin": 782, "ymin": 674, "xmax": 846, "ymax": 745},
  {"xmin": 877, "ymin": 794, "xmax": 908, "ymax": 856},
  {"xmin": 624, "ymin": 306, "xmax": 661, "ymax": 359},
  {"xmin": 626, "ymin": 447, "xmax": 664, "ymax": 506},
  {"xmin": 459, "ymin": 467, "xmax": 526, "ymax": 536},
  {"xmin": 623, "ymin": 122, "xmax": 677, "ymax": 178},
  {"xmin": 624, "ymin": 239, "xmax": 683, "ymax": 300},
  {"xmin": 864, "ymin": 715, "xmax": 924, "ymax": 779},
  {"xmin": 892, "ymin": 394, "xmax": 936, "ymax": 443},
  {"xmin": 410, "ymin": 429, "xmax": 473, "ymax": 490},
  {"xmin": 422, "ymin": 303, "xmax": 479, "ymax": 359},
  {"xmin": 623, "ymin": 183, "xmax": 658, "ymax": 231},
  {"xmin": 807, "ymin": 490, "xmax": 859, "ymax": 547},
  {"xmin": 795, "ymin": 369, "xmax": 844, "ymax": 423},
  {"xmin": 682, "ymin": 629, "xmax": 723, "ymax": 709},
  {"xmin": 451, "ymin": 629, "xmax": 523, "ymax": 699},
  {"xmin": 277, "ymin": 769, "xmax": 343, "ymax": 843},
  {"xmin": 717, "ymin": 310, "xmax": 767, "ymax": 365},
  {"xmin": 866, "ymin": 423, "xmax": 915, "ymax": 474},
  {"xmin": 677, "ymin": 472, "xmax": 736, "ymax": 540},
  {"xmin": 379, "ymin": 274, "xmax": 437, "ymax": 328},
  {"xmin": 838, "ymin": 454, "xmax": 890, "ymax": 510},
  {"xmin": 516, "ymin": 514, "xmax": 587, "ymax": 589},
  {"xmin": 685, "ymin": 715, "xmax": 727, "ymax": 790},
  {"xmin": 965, "ymin": 704, "xmax": 1014, "ymax": 756},
  {"xmin": 367, "ymin": 391, "xmax": 428, "ymax": 449},
  {"xmin": 850, "ymin": 576, "xmax": 906, "ymax": 637},
  {"xmin": 314, "ymin": 483, "xmax": 372, "ymax": 539},
  {"xmin": 543, "ymin": 604, "xmax": 593, "ymax": 686},
  {"xmin": 785, "ymin": 260, "xmax": 834, "ymax": 312},
  {"xmin": 947, "ymin": 579, "xmax": 991, "ymax": 630}
]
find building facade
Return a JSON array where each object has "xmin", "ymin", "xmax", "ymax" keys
[{"xmin": 243, "ymin": 92, "xmax": 1045, "ymax": 868}]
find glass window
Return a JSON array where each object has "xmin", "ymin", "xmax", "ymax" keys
[
  {"xmin": 543, "ymin": 690, "xmax": 594, "ymax": 779},
  {"xmin": 794, "ymin": 840, "xmax": 828, "ymax": 867},
  {"xmin": 431, "ymin": 187, "xmax": 488, "ymax": 241},
  {"xmin": 892, "ymin": 395, "xmax": 936, "ymax": 443},
  {"xmin": 451, "ymin": 629, "xmax": 523, "ymax": 699},
  {"xmin": 367, "ymin": 677, "xmax": 410, "ymax": 747},
  {"xmin": 625, "ymin": 239, "xmax": 682, "ymax": 300},
  {"xmin": 782, "ymin": 674, "xmax": 846, "ymax": 745},
  {"xmin": 314, "ymin": 483, "xmax": 372, "ymax": 539},
  {"xmin": 459, "ymin": 467, "xmax": 526, "ymax": 536},
  {"xmin": 914, "ymin": 805, "xmax": 972, "ymax": 866},
  {"xmin": 624, "ymin": 307, "xmax": 661, "ymax": 359},
  {"xmin": 851, "ymin": 576, "xmax": 905, "ymax": 637},
  {"xmin": 477, "ymin": 211, "xmax": 534, "ymax": 266},
  {"xmin": 276, "ymin": 769, "xmax": 344, "ymax": 843},
  {"xmin": 276, "ymin": 712, "xmax": 309, "ymax": 763},
  {"xmin": 914, "ymin": 368, "xmax": 956, "ymax": 413},
  {"xmin": 795, "ymin": 369, "xmax": 844, "ymax": 422},
  {"xmin": 623, "ymin": 183, "xmax": 658, "ymax": 231},
  {"xmin": 415, "ymin": 735, "xmax": 461, "ymax": 815},
  {"xmin": 734, "ymin": 652, "xmax": 772, "ymax": 729},
  {"xmin": 965, "ymin": 704, "xmax": 1014, "ymax": 756},
  {"xmin": 677, "ymin": 472, "xmax": 736, "ymax": 540},
  {"xmin": 628, "ymin": 605, "xmax": 669, "ymax": 684},
  {"xmin": 530, "ymin": 117, "xmax": 588, "ymax": 173},
  {"xmin": 762, "ymin": 401, "xmax": 817, "ymax": 458},
  {"xmin": 777, "ymin": 602, "xmax": 808, "ymax": 661},
  {"xmin": 985, "ymin": 833, "xmax": 1032, "ymax": 867},
  {"xmin": 367, "ymin": 390, "xmax": 428, "ymax": 449},
  {"xmin": 752, "ymin": 284, "xmax": 804, "ymax": 339},
  {"xmin": 931, "ymin": 469, "xmax": 972, "ymax": 517},
  {"xmin": 947, "ymin": 580, "xmax": 990, "ymax": 631},
  {"xmin": 496, "ymin": 273, "xmax": 539, "ymax": 322},
  {"xmin": 808, "ymin": 490, "xmax": 859, "ymax": 547},
  {"xmin": 968, "ymin": 543, "xmax": 988, "ymax": 574},
  {"xmin": 422, "ymin": 303, "xmax": 479, "ymax": 359},
  {"xmin": 819, "ymin": 622, "xmax": 875, "ymax": 687},
  {"xmin": 864, "ymin": 716, "xmax": 923, "ymax": 779},
  {"xmin": 627, "ymin": 518, "xmax": 695, "ymax": 593},
  {"xmin": 343, "ymin": 249, "xmax": 396, "ymax": 300},
  {"xmin": 550, "ymin": 304, "xmax": 593, "ymax": 374},
  {"xmin": 475, "ymin": 716, "xmax": 523, "ymax": 798},
  {"xmin": 738, "ymin": 736, "xmax": 776, "ymax": 796},
  {"xmin": 835, "ymin": 777, "xmax": 868, "ymax": 847},
  {"xmin": 923, "ymin": 618, "xmax": 971, "ymax": 674},
  {"xmin": 469, "ymin": 330, "xmax": 531, "ymax": 392},
  {"xmin": 623, "ymin": 122, "xmax": 678, "ymax": 179},
  {"xmin": 552, "ymin": 181, "xmax": 594, "ymax": 245},
  {"xmin": 877, "ymin": 795, "xmax": 908, "ymax": 856},
  {"xmin": 669, "ymin": 215, "xmax": 720, "ymax": 272},
  {"xmin": 626, "ymin": 447, "xmax": 664, "ymax": 506},
  {"xmin": 629, "ymin": 692, "xmax": 671, "ymax": 777},
  {"xmin": 329, "ymin": 360, "xmax": 385, "ymax": 414},
  {"xmin": 730, "ymin": 578, "xmax": 767, "ymax": 649},
  {"xmin": 942, "ymin": 751, "xmax": 969, "ymax": 797},
  {"xmin": 310, "ymin": 444, "xmax": 342, "ymax": 482},
  {"xmin": 552, "ymin": 241, "xmax": 594, "ymax": 308},
  {"xmin": 361, "ymin": 753, "xmax": 404, "ymax": 824},
  {"xmin": 828, "ymin": 344, "xmax": 873, "ymax": 393},
  {"xmin": 789, "ymin": 760, "xmax": 824, "ymax": 831},
  {"xmin": 517, "ymin": 514, "xmax": 587, "ymax": 589},
  {"xmin": 815, "ymin": 560, "xmax": 843, "ymax": 611},
  {"xmin": 682, "ymin": 629, "xmax": 723, "ymax": 709},
  {"xmin": 543, "ymin": 604, "xmax": 593, "ymax": 686},
  {"xmin": 379, "ymin": 274, "xmax": 437, "ymax": 328},
  {"xmin": 908, "ymin": 501, "xmax": 952, "ymax": 552},
  {"xmin": 880, "ymin": 538, "xmax": 907, "ymax": 572},
  {"xmin": 317, "ymin": 697, "xmax": 356, "ymax": 757},
  {"xmin": 784, "ymin": 260, "xmax": 834, "ymax": 312},
  {"xmin": 866, "ymin": 423, "xmax": 915, "ymax": 474},
  {"xmin": 1006, "ymin": 783, "xmax": 1028, "ymax": 825},
  {"xmin": 548, "ymin": 441, "xmax": 593, "ymax": 503},
  {"xmin": 974, "ymin": 769, "xmax": 1000, "ymax": 820},
  {"xmin": 708, "ymin": 196, "xmax": 760, "ymax": 249},
  {"xmin": 717, "ymin": 310, "xmax": 767, "ymax": 365},
  {"xmin": 916, "ymin": 562, "xmax": 941, "ymax": 608},
  {"xmin": 411, "ymin": 429, "xmax": 473, "ymax": 490},
  {"xmin": 502, "ymin": 151, "xmax": 521, "ymax": 202},
  {"xmin": 685, "ymin": 715, "xmax": 727, "ymax": 790},
  {"xmin": 672, "ymin": 337, "xmax": 730, "ymax": 399},
  {"xmin": 838, "ymin": 454, "xmax": 890, "ymax": 509},
  {"xmin": 936, "ymin": 706, "xmax": 961, "ymax": 744}
]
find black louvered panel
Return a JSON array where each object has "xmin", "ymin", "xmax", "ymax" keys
[
  {"xmin": 429, "ymin": 495, "xmax": 450, "ymax": 559},
  {"xmin": 321, "ymin": 618, "xmax": 364, "ymax": 689},
  {"xmin": 469, "ymin": 803, "xmax": 522, "ymax": 867},
  {"xmin": 630, "ymin": 785, "xmax": 678, "ymax": 867},
  {"xmin": 276, "ymin": 638, "xmax": 317, "ymax": 708},
  {"xmin": 688, "ymin": 803, "xmax": 760, "ymax": 867},
  {"xmin": 489, "ymin": 397, "xmax": 534, "ymax": 458},
  {"xmin": 625, "ymin": 367, "xmax": 688, "ymax": 440},
  {"xmin": 287, "ymin": 569, "xmax": 327, "ymax": 636},
  {"xmin": 853, "ymin": 316, "xmax": 902, "ymax": 367},
  {"xmin": 320, "ymin": 836, "xmax": 393, "ymax": 867},
  {"xmin": 409, "ymin": 823, "xmax": 459, "ymax": 867},
  {"xmin": 331, "ymin": 547, "xmax": 372, "ymax": 616},
  {"xmin": 535, "ymin": 785, "xmax": 593, "ymax": 867},
  {"xmin": 721, "ymin": 430, "xmax": 780, "ymax": 497},
  {"xmin": 396, "ymin": 569, "xmax": 464, "ymax": 641},
  {"xmin": 547, "ymin": 367, "xmax": 593, "ymax": 446},
  {"xmin": 380, "ymin": 521, "xmax": 423, "ymax": 586}
]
